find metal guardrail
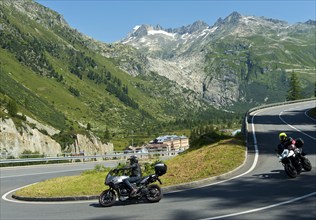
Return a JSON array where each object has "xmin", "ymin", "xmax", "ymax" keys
[
  {"xmin": 246, "ymin": 98, "xmax": 315, "ymax": 116},
  {"xmin": 0, "ymin": 150, "xmax": 182, "ymax": 164}
]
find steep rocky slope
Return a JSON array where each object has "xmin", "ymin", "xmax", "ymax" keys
[
  {"xmin": 119, "ymin": 12, "xmax": 315, "ymax": 107},
  {"xmin": 0, "ymin": 116, "xmax": 113, "ymax": 157}
]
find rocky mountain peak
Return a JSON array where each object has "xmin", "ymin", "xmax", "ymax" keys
[
  {"xmin": 213, "ymin": 11, "xmax": 242, "ymax": 27},
  {"xmin": 305, "ymin": 19, "xmax": 316, "ymax": 25},
  {"xmin": 130, "ymin": 24, "xmax": 151, "ymax": 38},
  {"xmin": 174, "ymin": 20, "xmax": 210, "ymax": 34},
  {"xmin": 228, "ymin": 11, "xmax": 242, "ymax": 18},
  {"xmin": 154, "ymin": 24, "xmax": 164, "ymax": 30},
  {"xmin": 224, "ymin": 11, "xmax": 242, "ymax": 24}
]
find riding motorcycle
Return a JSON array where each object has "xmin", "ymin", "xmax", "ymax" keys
[
  {"xmin": 99, "ymin": 162, "xmax": 167, "ymax": 207},
  {"xmin": 278, "ymin": 148, "xmax": 300, "ymax": 178},
  {"xmin": 277, "ymin": 138, "xmax": 312, "ymax": 178}
]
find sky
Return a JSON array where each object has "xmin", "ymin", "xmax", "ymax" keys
[{"xmin": 36, "ymin": 0, "xmax": 316, "ymax": 43}]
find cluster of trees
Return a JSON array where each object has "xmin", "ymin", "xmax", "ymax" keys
[
  {"xmin": 0, "ymin": 96, "xmax": 26, "ymax": 122},
  {"xmin": 68, "ymin": 51, "xmax": 98, "ymax": 80},
  {"xmin": 87, "ymin": 67, "xmax": 139, "ymax": 109},
  {"xmin": 65, "ymin": 48, "xmax": 139, "ymax": 109},
  {"xmin": 106, "ymin": 82, "xmax": 139, "ymax": 109},
  {"xmin": 69, "ymin": 66, "xmax": 83, "ymax": 80},
  {"xmin": 68, "ymin": 86, "xmax": 80, "ymax": 97}
]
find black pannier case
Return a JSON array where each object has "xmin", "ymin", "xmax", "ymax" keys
[
  {"xmin": 154, "ymin": 162, "xmax": 167, "ymax": 176},
  {"xmin": 295, "ymin": 138, "xmax": 304, "ymax": 148}
]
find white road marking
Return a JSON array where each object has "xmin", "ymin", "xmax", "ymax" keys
[
  {"xmin": 199, "ymin": 192, "xmax": 316, "ymax": 220},
  {"xmin": 0, "ymin": 168, "xmax": 88, "ymax": 179},
  {"xmin": 279, "ymin": 107, "xmax": 316, "ymax": 141},
  {"xmin": 1, "ymin": 183, "xmax": 96, "ymax": 204}
]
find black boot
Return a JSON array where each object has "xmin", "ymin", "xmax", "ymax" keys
[
  {"xmin": 129, "ymin": 188, "xmax": 137, "ymax": 197},
  {"xmin": 124, "ymin": 180, "xmax": 137, "ymax": 197}
]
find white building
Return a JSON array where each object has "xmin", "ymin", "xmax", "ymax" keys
[{"xmin": 148, "ymin": 135, "xmax": 189, "ymax": 153}]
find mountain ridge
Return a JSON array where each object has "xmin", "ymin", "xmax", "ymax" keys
[
  {"xmin": 119, "ymin": 11, "xmax": 315, "ymax": 107},
  {"xmin": 124, "ymin": 11, "xmax": 315, "ymax": 41},
  {"xmin": 0, "ymin": 0, "xmax": 315, "ymax": 155}
]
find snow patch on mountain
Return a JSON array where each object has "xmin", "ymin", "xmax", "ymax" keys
[
  {"xmin": 148, "ymin": 29, "xmax": 176, "ymax": 38},
  {"xmin": 133, "ymin": 25, "xmax": 141, "ymax": 31}
]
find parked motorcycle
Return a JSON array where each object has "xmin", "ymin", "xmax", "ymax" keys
[{"xmin": 99, "ymin": 162, "xmax": 167, "ymax": 207}]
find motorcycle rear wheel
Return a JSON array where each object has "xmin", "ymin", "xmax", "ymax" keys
[
  {"xmin": 99, "ymin": 189, "xmax": 116, "ymax": 207},
  {"xmin": 145, "ymin": 184, "xmax": 162, "ymax": 203},
  {"xmin": 302, "ymin": 157, "xmax": 312, "ymax": 171},
  {"xmin": 284, "ymin": 164, "xmax": 297, "ymax": 178}
]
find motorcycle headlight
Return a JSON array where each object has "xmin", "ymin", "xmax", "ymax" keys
[{"xmin": 281, "ymin": 149, "xmax": 289, "ymax": 157}]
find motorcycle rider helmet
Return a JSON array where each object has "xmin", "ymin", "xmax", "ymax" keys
[
  {"xmin": 129, "ymin": 155, "xmax": 138, "ymax": 164},
  {"xmin": 279, "ymin": 132, "xmax": 287, "ymax": 142}
]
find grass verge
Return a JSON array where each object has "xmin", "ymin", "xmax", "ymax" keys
[{"xmin": 14, "ymin": 138, "xmax": 245, "ymax": 198}]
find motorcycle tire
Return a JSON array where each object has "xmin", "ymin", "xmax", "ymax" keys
[
  {"xmin": 284, "ymin": 164, "xmax": 297, "ymax": 178},
  {"xmin": 302, "ymin": 157, "xmax": 312, "ymax": 171},
  {"xmin": 99, "ymin": 189, "xmax": 116, "ymax": 207},
  {"xmin": 295, "ymin": 162, "xmax": 302, "ymax": 175},
  {"xmin": 145, "ymin": 184, "xmax": 162, "ymax": 203}
]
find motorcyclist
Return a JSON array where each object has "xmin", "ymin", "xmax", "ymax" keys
[
  {"xmin": 115, "ymin": 155, "xmax": 142, "ymax": 197},
  {"xmin": 276, "ymin": 132, "xmax": 296, "ymax": 155}
]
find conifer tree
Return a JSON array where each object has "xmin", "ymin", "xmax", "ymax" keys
[
  {"xmin": 8, "ymin": 100, "xmax": 18, "ymax": 117},
  {"xmin": 87, "ymin": 123, "xmax": 92, "ymax": 131},
  {"xmin": 286, "ymin": 72, "xmax": 302, "ymax": 101},
  {"xmin": 103, "ymin": 127, "xmax": 110, "ymax": 142}
]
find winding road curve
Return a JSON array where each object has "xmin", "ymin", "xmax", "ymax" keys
[{"xmin": 1, "ymin": 100, "xmax": 315, "ymax": 220}]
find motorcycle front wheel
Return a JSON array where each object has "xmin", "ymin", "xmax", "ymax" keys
[
  {"xmin": 284, "ymin": 164, "xmax": 297, "ymax": 178},
  {"xmin": 99, "ymin": 189, "xmax": 116, "ymax": 207},
  {"xmin": 302, "ymin": 157, "xmax": 312, "ymax": 171},
  {"xmin": 145, "ymin": 184, "xmax": 162, "ymax": 203}
]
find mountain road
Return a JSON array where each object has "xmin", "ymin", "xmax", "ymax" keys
[{"xmin": 1, "ymin": 100, "xmax": 315, "ymax": 220}]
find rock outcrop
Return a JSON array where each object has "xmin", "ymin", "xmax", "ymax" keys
[
  {"xmin": 0, "ymin": 117, "xmax": 114, "ymax": 158},
  {"xmin": 66, "ymin": 134, "xmax": 114, "ymax": 156},
  {"xmin": 0, "ymin": 118, "xmax": 62, "ymax": 157}
]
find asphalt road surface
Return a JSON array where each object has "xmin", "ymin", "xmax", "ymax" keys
[{"xmin": 1, "ymin": 100, "xmax": 315, "ymax": 220}]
